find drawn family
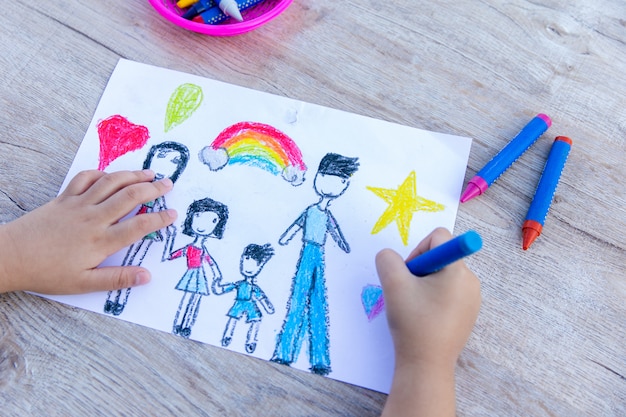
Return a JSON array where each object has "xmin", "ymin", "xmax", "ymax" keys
[{"xmin": 103, "ymin": 142, "xmax": 359, "ymax": 374}]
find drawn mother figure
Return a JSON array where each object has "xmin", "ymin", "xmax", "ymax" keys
[
  {"xmin": 104, "ymin": 141, "xmax": 190, "ymax": 316},
  {"xmin": 169, "ymin": 197, "xmax": 229, "ymax": 339}
]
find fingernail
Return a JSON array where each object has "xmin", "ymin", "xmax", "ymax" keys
[
  {"xmin": 165, "ymin": 209, "xmax": 177, "ymax": 220},
  {"xmin": 134, "ymin": 271, "xmax": 151, "ymax": 286},
  {"xmin": 143, "ymin": 169, "xmax": 155, "ymax": 178},
  {"xmin": 161, "ymin": 178, "xmax": 174, "ymax": 188}
]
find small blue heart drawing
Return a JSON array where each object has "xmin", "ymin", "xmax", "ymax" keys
[{"xmin": 361, "ymin": 284, "xmax": 385, "ymax": 321}]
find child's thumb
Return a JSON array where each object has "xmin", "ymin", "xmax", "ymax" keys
[{"xmin": 84, "ymin": 266, "xmax": 152, "ymax": 292}]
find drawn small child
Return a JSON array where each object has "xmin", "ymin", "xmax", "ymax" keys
[{"xmin": 213, "ymin": 243, "xmax": 275, "ymax": 354}]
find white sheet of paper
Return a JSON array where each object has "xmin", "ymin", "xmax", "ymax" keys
[{"xmin": 45, "ymin": 59, "xmax": 472, "ymax": 394}]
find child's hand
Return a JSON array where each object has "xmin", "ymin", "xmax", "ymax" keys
[
  {"xmin": 376, "ymin": 228, "xmax": 481, "ymax": 417},
  {"xmin": 0, "ymin": 170, "xmax": 177, "ymax": 294},
  {"xmin": 376, "ymin": 227, "xmax": 481, "ymax": 368}
]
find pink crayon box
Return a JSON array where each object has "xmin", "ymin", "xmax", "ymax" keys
[{"xmin": 148, "ymin": 0, "xmax": 293, "ymax": 36}]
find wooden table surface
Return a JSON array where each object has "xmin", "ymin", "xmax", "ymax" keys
[{"xmin": 1, "ymin": 1, "xmax": 624, "ymax": 415}]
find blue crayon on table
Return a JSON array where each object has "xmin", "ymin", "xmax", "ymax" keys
[
  {"xmin": 406, "ymin": 230, "xmax": 483, "ymax": 276},
  {"xmin": 460, "ymin": 114, "xmax": 552, "ymax": 203},
  {"xmin": 191, "ymin": 0, "xmax": 263, "ymax": 24},
  {"xmin": 182, "ymin": 0, "xmax": 216, "ymax": 19},
  {"xmin": 522, "ymin": 136, "xmax": 572, "ymax": 250}
]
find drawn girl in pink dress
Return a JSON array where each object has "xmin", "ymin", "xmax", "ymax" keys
[
  {"xmin": 169, "ymin": 197, "xmax": 229, "ymax": 339},
  {"xmin": 104, "ymin": 141, "xmax": 189, "ymax": 316}
]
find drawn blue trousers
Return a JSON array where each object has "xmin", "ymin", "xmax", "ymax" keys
[{"xmin": 273, "ymin": 242, "xmax": 330, "ymax": 369}]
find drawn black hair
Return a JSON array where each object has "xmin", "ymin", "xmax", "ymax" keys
[
  {"xmin": 243, "ymin": 243, "xmax": 275, "ymax": 265},
  {"xmin": 142, "ymin": 141, "xmax": 190, "ymax": 183},
  {"xmin": 182, "ymin": 198, "xmax": 229, "ymax": 239},
  {"xmin": 317, "ymin": 153, "xmax": 360, "ymax": 179}
]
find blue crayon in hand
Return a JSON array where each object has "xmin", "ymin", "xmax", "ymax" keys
[
  {"xmin": 461, "ymin": 114, "xmax": 551, "ymax": 203},
  {"xmin": 522, "ymin": 136, "xmax": 572, "ymax": 250},
  {"xmin": 406, "ymin": 230, "xmax": 483, "ymax": 276}
]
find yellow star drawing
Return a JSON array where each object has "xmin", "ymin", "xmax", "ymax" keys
[{"xmin": 367, "ymin": 171, "xmax": 445, "ymax": 245}]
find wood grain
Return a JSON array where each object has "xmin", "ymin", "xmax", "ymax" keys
[{"xmin": 1, "ymin": 1, "xmax": 624, "ymax": 415}]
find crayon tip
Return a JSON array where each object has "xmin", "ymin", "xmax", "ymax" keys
[
  {"xmin": 220, "ymin": 0, "xmax": 243, "ymax": 21},
  {"xmin": 460, "ymin": 176, "xmax": 488, "ymax": 203},
  {"xmin": 460, "ymin": 230, "xmax": 483, "ymax": 253},
  {"xmin": 522, "ymin": 220, "xmax": 543, "ymax": 250},
  {"xmin": 522, "ymin": 229, "xmax": 540, "ymax": 250},
  {"xmin": 537, "ymin": 113, "xmax": 552, "ymax": 128},
  {"xmin": 555, "ymin": 135, "xmax": 573, "ymax": 146},
  {"xmin": 460, "ymin": 184, "xmax": 480, "ymax": 203}
]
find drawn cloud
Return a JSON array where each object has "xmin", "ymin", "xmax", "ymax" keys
[{"xmin": 199, "ymin": 146, "xmax": 229, "ymax": 171}]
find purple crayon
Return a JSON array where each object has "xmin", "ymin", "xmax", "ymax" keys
[{"xmin": 461, "ymin": 114, "xmax": 551, "ymax": 203}]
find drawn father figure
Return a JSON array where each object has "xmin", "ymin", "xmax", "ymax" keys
[{"xmin": 271, "ymin": 153, "xmax": 359, "ymax": 376}]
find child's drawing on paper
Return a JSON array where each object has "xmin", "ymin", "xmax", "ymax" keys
[
  {"xmin": 168, "ymin": 198, "xmax": 229, "ymax": 339},
  {"xmin": 104, "ymin": 141, "xmax": 190, "ymax": 316},
  {"xmin": 164, "ymin": 83, "xmax": 204, "ymax": 133},
  {"xmin": 271, "ymin": 153, "xmax": 359, "ymax": 376},
  {"xmin": 213, "ymin": 243, "xmax": 275, "ymax": 354},
  {"xmin": 367, "ymin": 171, "xmax": 445, "ymax": 246},
  {"xmin": 199, "ymin": 121, "xmax": 307, "ymax": 186},
  {"xmin": 47, "ymin": 59, "xmax": 473, "ymax": 394},
  {"xmin": 361, "ymin": 284, "xmax": 385, "ymax": 321},
  {"xmin": 97, "ymin": 115, "xmax": 150, "ymax": 171}
]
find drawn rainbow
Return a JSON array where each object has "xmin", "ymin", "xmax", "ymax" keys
[{"xmin": 200, "ymin": 121, "xmax": 307, "ymax": 186}]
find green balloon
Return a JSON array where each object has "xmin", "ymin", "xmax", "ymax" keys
[{"xmin": 165, "ymin": 83, "xmax": 204, "ymax": 132}]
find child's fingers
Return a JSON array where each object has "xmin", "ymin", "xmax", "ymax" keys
[
  {"xmin": 79, "ymin": 266, "xmax": 152, "ymax": 293},
  {"xmin": 376, "ymin": 248, "xmax": 413, "ymax": 292},
  {"xmin": 107, "ymin": 209, "xmax": 177, "ymax": 249},
  {"xmin": 99, "ymin": 178, "xmax": 173, "ymax": 221},
  {"xmin": 375, "ymin": 248, "xmax": 424, "ymax": 328},
  {"xmin": 405, "ymin": 228, "xmax": 453, "ymax": 261},
  {"xmin": 81, "ymin": 170, "xmax": 156, "ymax": 204},
  {"xmin": 61, "ymin": 170, "xmax": 106, "ymax": 196}
]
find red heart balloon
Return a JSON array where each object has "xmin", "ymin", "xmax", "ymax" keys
[{"xmin": 97, "ymin": 115, "xmax": 150, "ymax": 170}]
